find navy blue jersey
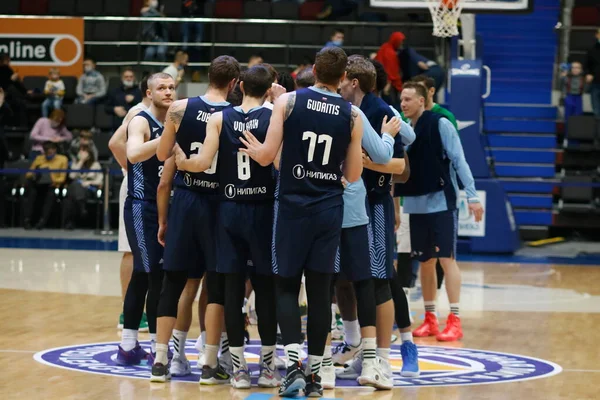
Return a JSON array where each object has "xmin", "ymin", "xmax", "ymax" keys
[
  {"xmin": 127, "ymin": 110, "xmax": 164, "ymax": 202},
  {"xmin": 219, "ymin": 106, "xmax": 274, "ymax": 201},
  {"xmin": 278, "ymin": 87, "xmax": 352, "ymax": 213},
  {"xmin": 173, "ymin": 96, "xmax": 231, "ymax": 194},
  {"xmin": 360, "ymin": 92, "xmax": 404, "ymax": 195}
]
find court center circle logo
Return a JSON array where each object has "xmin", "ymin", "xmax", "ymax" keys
[{"xmin": 34, "ymin": 340, "xmax": 561, "ymax": 387}]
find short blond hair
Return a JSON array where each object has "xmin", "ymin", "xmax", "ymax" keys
[{"xmin": 346, "ymin": 55, "xmax": 376, "ymax": 94}]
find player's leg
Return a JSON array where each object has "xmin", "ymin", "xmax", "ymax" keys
[
  {"xmin": 320, "ymin": 276, "xmax": 339, "ymax": 389},
  {"xmin": 389, "ymin": 268, "xmax": 419, "ymax": 377},
  {"xmin": 194, "ymin": 275, "xmax": 208, "ymax": 359},
  {"xmin": 334, "ymin": 279, "xmax": 361, "ymax": 365},
  {"xmin": 170, "ymin": 278, "xmax": 200, "ymax": 377}
]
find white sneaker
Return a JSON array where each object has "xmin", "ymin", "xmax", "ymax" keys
[
  {"xmin": 331, "ymin": 325, "xmax": 344, "ymax": 341},
  {"xmin": 220, "ymin": 352, "xmax": 233, "ymax": 375},
  {"xmin": 196, "ymin": 345, "xmax": 206, "ymax": 370},
  {"xmin": 336, "ymin": 354, "xmax": 363, "ymax": 380},
  {"xmin": 231, "ymin": 368, "xmax": 251, "ymax": 389},
  {"xmin": 274, "ymin": 353, "xmax": 286, "ymax": 370},
  {"xmin": 332, "ymin": 341, "xmax": 362, "ymax": 366},
  {"xmin": 170, "ymin": 356, "xmax": 192, "ymax": 377},
  {"xmin": 258, "ymin": 362, "xmax": 282, "ymax": 388},
  {"xmin": 320, "ymin": 365, "xmax": 336, "ymax": 389},
  {"xmin": 357, "ymin": 358, "xmax": 393, "ymax": 390}
]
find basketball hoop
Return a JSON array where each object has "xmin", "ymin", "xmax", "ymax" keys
[{"xmin": 426, "ymin": 0, "xmax": 463, "ymax": 37}]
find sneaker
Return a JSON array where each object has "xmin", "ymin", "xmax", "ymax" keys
[
  {"xmin": 170, "ymin": 356, "xmax": 192, "ymax": 377},
  {"xmin": 436, "ymin": 314, "xmax": 463, "ymax": 342},
  {"xmin": 220, "ymin": 352, "xmax": 233, "ymax": 374},
  {"xmin": 400, "ymin": 341, "xmax": 420, "ymax": 377},
  {"xmin": 320, "ymin": 365, "xmax": 336, "ymax": 390},
  {"xmin": 231, "ymin": 368, "xmax": 251, "ymax": 389},
  {"xmin": 275, "ymin": 353, "xmax": 286, "ymax": 370},
  {"xmin": 335, "ymin": 354, "xmax": 362, "ymax": 380},
  {"xmin": 305, "ymin": 373, "xmax": 323, "ymax": 397},
  {"xmin": 413, "ymin": 311, "xmax": 439, "ymax": 337},
  {"xmin": 258, "ymin": 362, "xmax": 282, "ymax": 388},
  {"xmin": 357, "ymin": 358, "xmax": 393, "ymax": 390},
  {"xmin": 390, "ymin": 334, "xmax": 398, "ymax": 343},
  {"xmin": 150, "ymin": 362, "xmax": 171, "ymax": 382},
  {"xmin": 332, "ymin": 341, "xmax": 362, "ymax": 366},
  {"xmin": 199, "ymin": 364, "xmax": 231, "ymax": 385},
  {"xmin": 117, "ymin": 313, "xmax": 124, "ymax": 330},
  {"xmin": 331, "ymin": 325, "xmax": 344, "ymax": 341},
  {"xmin": 115, "ymin": 342, "xmax": 149, "ymax": 366},
  {"xmin": 139, "ymin": 313, "xmax": 149, "ymax": 332},
  {"xmin": 279, "ymin": 361, "xmax": 306, "ymax": 397},
  {"xmin": 147, "ymin": 349, "xmax": 173, "ymax": 366}
]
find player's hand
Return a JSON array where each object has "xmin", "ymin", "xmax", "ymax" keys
[
  {"xmin": 362, "ymin": 152, "xmax": 373, "ymax": 168},
  {"xmin": 586, "ymin": 74, "xmax": 594, "ymax": 84},
  {"xmin": 173, "ymin": 144, "xmax": 187, "ymax": 170},
  {"xmin": 341, "ymin": 176, "xmax": 348, "ymax": 189},
  {"xmin": 468, "ymin": 202, "xmax": 484, "ymax": 223},
  {"xmin": 158, "ymin": 223, "xmax": 167, "ymax": 247},
  {"xmin": 270, "ymin": 83, "xmax": 286, "ymax": 102},
  {"xmin": 239, "ymin": 130, "xmax": 262, "ymax": 161},
  {"xmin": 382, "ymin": 115, "xmax": 400, "ymax": 137}
]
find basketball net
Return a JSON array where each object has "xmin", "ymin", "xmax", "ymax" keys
[{"xmin": 426, "ymin": 0, "xmax": 463, "ymax": 37}]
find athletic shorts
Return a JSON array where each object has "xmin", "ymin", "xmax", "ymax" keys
[
  {"xmin": 162, "ymin": 188, "xmax": 217, "ymax": 279},
  {"xmin": 118, "ymin": 175, "xmax": 131, "ymax": 252},
  {"xmin": 123, "ymin": 197, "xmax": 163, "ymax": 273},
  {"xmin": 396, "ymin": 205, "xmax": 411, "ymax": 254},
  {"xmin": 337, "ymin": 224, "xmax": 372, "ymax": 282},
  {"xmin": 216, "ymin": 201, "xmax": 274, "ymax": 276},
  {"xmin": 272, "ymin": 202, "xmax": 343, "ymax": 278},
  {"xmin": 366, "ymin": 193, "xmax": 395, "ymax": 279},
  {"xmin": 409, "ymin": 209, "xmax": 458, "ymax": 262}
]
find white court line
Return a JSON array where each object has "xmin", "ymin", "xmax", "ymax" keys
[
  {"xmin": 562, "ymin": 369, "xmax": 600, "ymax": 373},
  {"xmin": 0, "ymin": 349, "xmax": 37, "ymax": 353}
]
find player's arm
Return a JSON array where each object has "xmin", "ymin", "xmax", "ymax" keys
[
  {"xmin": 109, "ymin": 105, "xmax": 142, "ymax": 169},
  {"xmin": 239, "ymin": 93, "xmax": 292, "ymax": 166},
  {"xmin": 353, "ymin": 105, "xmax": 397, "ymax": 164},
  {"xmin": 127, "ymin": 116, "xmax": 159, "ymax": 164},
  {"xmin": 176, "ymin": 112, "xmax": 222, "ymax": 173},
  {"xmin": 157, "ymin": 156, "xmax": 176, "ymax": 246},
  {"xmin": 157, "ymin": 99, "xmax": 187, "ymax": 161},
  {"xmin": 273, "ymin": 144, "xmax": 283, "ymax": 171},
  {"xmin": 344, "ymin": 109, "xmax": 364, "ymax": 183},
  {"xmin": 363, "ymin": 155, "xmax": 405, "ymax": 175}
]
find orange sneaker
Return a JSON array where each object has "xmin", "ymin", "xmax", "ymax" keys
[
  {"xmin": 436, "ymin": 314, "xmax": 463, "ymax": 342},
  {"xmin": 413, "ymin": 312, "xmax": 439, "ymax": 337}
]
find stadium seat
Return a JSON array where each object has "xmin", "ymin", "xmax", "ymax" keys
[
  {"xmin": 299, "ymin": 1, "xmax": 324, "ymax": 20},
  {"xmin": 163, "ymin": 0, "xmax": 182, "ymax": 16},
  {"xmin": 103, "ymin": 0, "xmax": 131, "ymax": 16},
  {"xmin": 566, "ymin": 115, "xmax": 597, "ymax": 147},
  {"xmin": 48, "ymin": 0, "xmax": 75, "ymax": 15},
  {"xmin": 236, "ymin": 25, "xmax": 263, "ymax": 44},
  {"xmin": 22, "ymin": 76, "xmax": 48, "ymax": 94},
  {"xmin": 292, "ymin": 26, "xmax": 322, "ymax": 45},
  {"xmin": 214, "ymin": 0, "xmax": 243, "ymax": 18},
  {"xmin": 120, "ymin": 21, "xmax": 141, "ymax": 41},
  {"xmin": 62, "ymin": 76, "xmax": 78, "ymax": 103},
  {"xmin": 572, "ymin": 6, "xmax": 600, "ymax": 26},
  {"xmin": 0, "ymin": 0, "xmax": 20, "ymax": 14},
  {"xmin": 560, "ymin": 176, "xmax": 595, "ymax": 213},
  {"xmin": 216, "ymin": 23, "xmax": 237, "ymax": 43},
  {"xmin": 404, "ymin": 27, "xmax": 434, "ymax": 47},
  {"xmin": 92, "ymin": 22, "xmax": 122, "ymax": 41},
  {"xmin": 204, "ymin": 1, "xmax": 214, "ymax": 17},
  {"xmin": 95, "ymin": 132, "xmax": 113, "ymax": 161},
  {"xmin": 272, "ymin": 1, "xmax": 298, "ymax": 19},
  {"xmin": 243, "ymin": 1, "xmax": 271, "ymax": 19},
  {"xmin": 64, "ymin": 104, "xmax": 95, "ymax": 130},
  {"xmin": 107, "ymin": 77, "xmax": 122, "ymax": 95},
  {"xmin": 20, "ymin": 0, "xmax": 48, "ymax": 15},
  {"xmin": 264, "ymin": 25, "xmax": 289, "ymax": 45},
  {"xmin": 291, "ymin": 48, "xmax": 320, "ymax": 66},
  {"xmin": 75, "ymin": 0, "xmax": 103, "ymax": 16},
  {"xmin": 351, "ymin": 26, "xmax": 380, "ymax": 47},
  {"xmin": 94, "ymin": 105, "xmax": 113, "ymax": 131},
  {"xmin": 569, "ymin": 30, "xmax": 593, "ymax": 52}
]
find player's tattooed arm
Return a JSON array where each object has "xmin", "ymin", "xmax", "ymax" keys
[
  {"xmin": 284, "ymin": 92, "xmax": 296, "ymax": 120},
  {"xmin": 350, "ymin": 108, "xmax": 358, "ymax": 132},
  {"xmin": 157, "ymin": 99, "xmax": 188, "ymax": 161}
]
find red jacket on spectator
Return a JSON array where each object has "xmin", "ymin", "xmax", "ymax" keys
[{"xmin": 376, "ymin": 32, "xmax": 406, "ymax": 92}]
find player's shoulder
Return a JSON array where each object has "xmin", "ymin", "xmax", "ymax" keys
[{"xmin": 170, "ymin": 98, "xmax": 189, "ymax": 112}]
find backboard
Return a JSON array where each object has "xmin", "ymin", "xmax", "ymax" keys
[{"xmin": 369, "ymin": 0, "xmax": 534, "ymax": 12}]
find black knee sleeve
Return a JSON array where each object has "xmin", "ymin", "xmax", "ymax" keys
[
  {"xmin": 374, "ymin": 278, "xmax": 392, "ymax": 306},
  {"xmin": 206, "ymin": 270, "xmax": 225, "ymax": 306},
  {"xmin": 353, "ymin": 279, "xmax": 376, "ymax": 327},
  {"xmin": 224, "ymin": 273, "xmax": 247, "ymax": 348},
  {"xmin": 250, "ymin": 273, "xmax": 277, "ymax": 347},
  {"xmin": 305, "ymin": 269, "xmax": 333, "ymax": 357},
  {"xmin": 275, "ymin": 274, "xmax": 303, "ymax": 346},
  {"xmin": 157, "ymin": 270, "xmax": 188, "ymax": 319},
  {"xmin": 145, "ymin": 269, "xmax": 164, "ymax": 333},
  {"xmin": 396, "ymin": 253, "xmax": 413, "ymax": 288},
  {"xmin": 436, "ymin": 259, "xmax": 445, "ymax": 290},
  {"xmin": 123, "ymin": 270, "xmax": 149, "ymax": 330},
  {"xmin": 390, "ymin": 269, "xmax": 411, "ymax": 329}
]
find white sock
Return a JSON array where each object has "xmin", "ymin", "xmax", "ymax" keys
[
  {"xmin": 331, "ymin": 303, "xmax": 339, "ymax": 329},
  {"xmin": 424, "ymin": 301, "xmax": 437, "ymax": 315},
  {"xmin": 261, "ymin": 345, "xmax": 276, "ymax": 369},
  {"xmin": 363, "ymin": 337, "xmax": 377, "ymax": 360},
  {"xmin": 230, "ymin": 346, "xmax": 247, "ymax": 372},
  {"xmin": 204, "ymin": 344, "xmax": 219, "ymax": 368},
  {"xmin": 322, "ymin": 345, "xmax": 333, "ymax": 366},
  {"xmin": 342, "ymin": 320, "xmax": 361, "ymax": 347},
  {"xmin": 401, "ymin": 332, "xmax": 414, "ymax": 343},
  {"xmin": 220, "ymin": 333, "xmax": 230, "ymax": 357},
  {"xmin": 277, "ymin": 324, "xmax": 281, "ymax": 334},
  {"xmin": 450, "ymin": 303, "xmax": 460, "ymax": 317},
  {"xmin": 155, "ymin": 343, "xmax": 168, "ymax": 365},
  {"xmin": 377, "ymin": 347, "xmax": 391, "ymax": 361},
  {"xmin": 150, "ymin": 333, "xmax": 157, "ymax": 353},
  {"xmin": 284, "ymin": 343, "xmax": 301, "ymax": 367},
  {"xmin": 307, "ymin": 355, "xmax": 323, "ymax": 375},
  {"xmin": 195, "ymin": 331, "xmax": 206, "ymax": 352},
  {"xmin": 121, "ymin": 329, "xmax": 138, "ymax": 351},
  {"xmin": 172, "ymin": 329, "xmax": 188, "ymax": 359}
]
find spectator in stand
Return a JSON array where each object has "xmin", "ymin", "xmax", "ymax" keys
[
  {"xmin": 399, "ymin": 47, "xmax": 445, "ymax": 97},
  {"xmin": 23, "ymin": 141, "xmax": 69, "ymax": 230},
  {"xmin": 295, "ymin": 67, "xmax": 315, "ymax": 89},
  {"xmin": 561, "ymin": 61, "xmax": 586, "ymax": 124},
  {"xmin": 586, "ymin": 29, "xmax": 600, "ymax": 117},
  {"xmin": 41, "ymin": 68, "xmax": 65, "ymax": 118},
  {"xmin": 29, "ymin": 109, "xmax": 72, "ymax": 160},
  {"xmin": 291, "ymin": 56, "xmax": 313, "ymax": 80},
  {"xmin": 316, "ymin": 0, "xmax": 358, "ymax": 20},
  {"xmin": 324, "ymin": 29, "xmax": 345, "ymax": 48},
  {"xmin": 163, "ymin": 51, "xmax": 189, "ymax": 89},
  {"xmin": 62, "ymin": 144, "xmax": 103, "ymax": 230},
  {"xmin": 68, "ymin": 130, "xmax": 98, "ymax": 163},
  {"xmin": 76, "ymin": 58, "xmax": 106, "ymax": 105},
  {"xmin": 0, "ymin": 53, "xmax": 28, "ymax": 126},
  {"xmin": 141, "ymin": 0, "xmax": 169, "ymax": 62},
  {"xmin": 181, "ymin": 0, "xmax": 205, "ymax": 51},
  {"xmin": 376, "ymin": 32, "xmax": 406, "ymax": 111},
  {"xmin": 248, "ymin": 54, "xmax": 264, "ymax": 68},
  {"xmin": 105, "ymin": 68, "xmax": 142, "ymax": 129},
  {"xmin": 0, "ymin": 88, "xmax": 12, "ymax": 227}
]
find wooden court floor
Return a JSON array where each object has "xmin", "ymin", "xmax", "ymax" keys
[{"xmin": 1, "ymin": 248, "xmax": 599, "ymax": 400}]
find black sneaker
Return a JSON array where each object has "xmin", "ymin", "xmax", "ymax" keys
[
  {"xmin": 199, "ymin": 364, "xmax": 230, "ymax": 385},
  {"xmin": 150, "ymin": 362, "xmax": 171, "ymax": 383},
  {"xmin": 305, "ymin": 373, "xmax": 323, "ymax": 398},
  {"xmin": 279, "ymin": 361, "xmax": 306, "ymax": 397}
]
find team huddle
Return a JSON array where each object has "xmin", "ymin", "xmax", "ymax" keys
[{"xmin": 110, "ymin": 46, "xmax": 483, "ymax": 398}]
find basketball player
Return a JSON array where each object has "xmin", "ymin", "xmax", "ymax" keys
[
  {"xmin": 115, "ymin": 73, "xmax": 174, "ymax": 365},
  {"xmin": 108, "ymin": 76, "xmax": 151, "ymax": 332},
  {"xmin": 151, "ymin": 56, "xmax": 240, "ymax": 383},
  {"xmin": 240, "ymin": 46, "xmax": 364, "ymax": 398},
  {"xmin": 174, "ymin": 65, "xmax": 281, "ymax": 389},
  {"xmin": 336, "ymin": 55, "xmax": 419, "ymax": 382},
  {"xmin": 396, "ymin": 82, "xmax": 484, "ymax": 342}
]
